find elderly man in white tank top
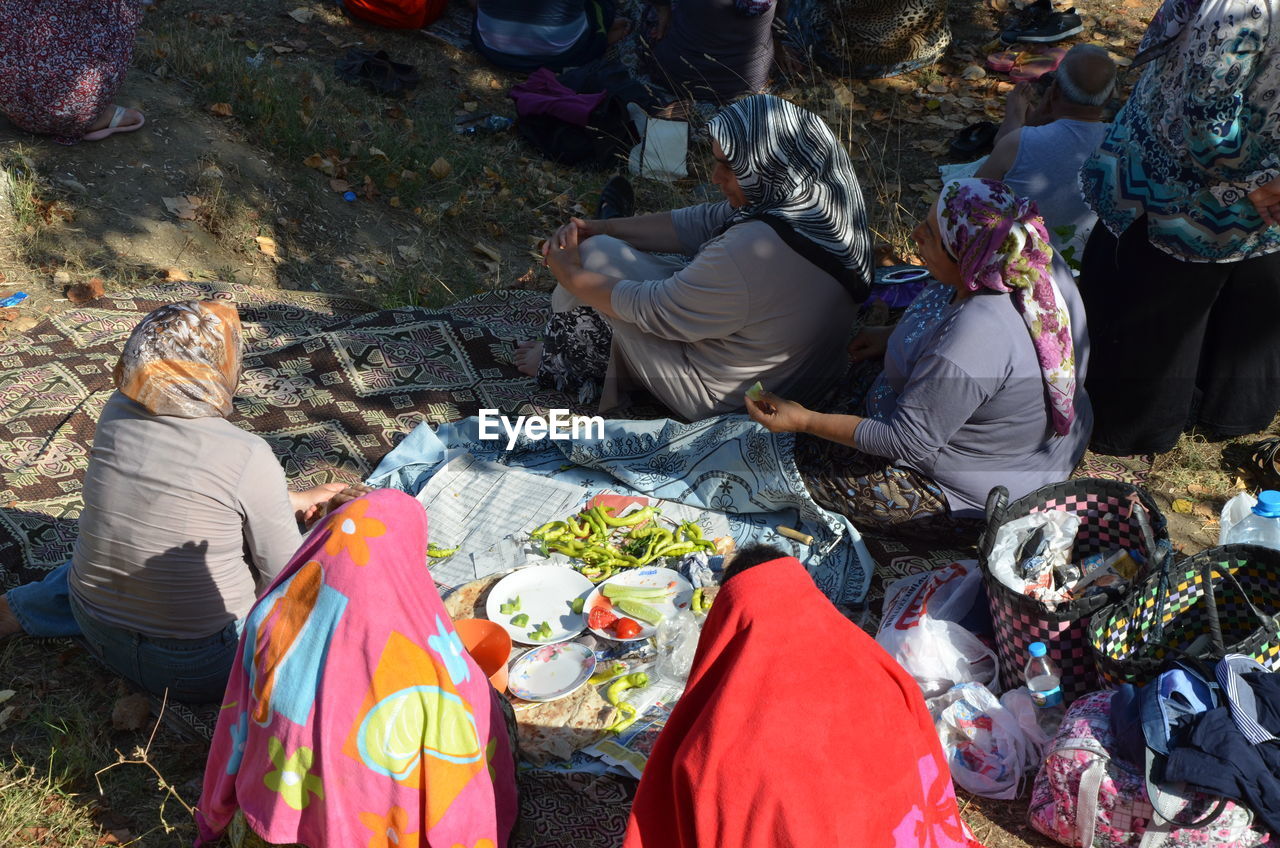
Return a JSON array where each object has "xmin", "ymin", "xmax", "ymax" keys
[{"xmin": 977, "ymin": 43, "xmax": 1117, "ymax": 265}]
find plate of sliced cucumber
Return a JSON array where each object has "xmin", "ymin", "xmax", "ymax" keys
[
  {"xmin": 583, "ymin": 567, "xmax": 695, "ymax": 642},
  {"xmin": 485, "ymin": 564, "xmax": 595, "ymax": 645}
]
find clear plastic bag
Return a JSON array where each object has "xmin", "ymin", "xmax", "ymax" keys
[{"xmin": 654, "ymin": 609, "xmax": 699, "ymax": 683}]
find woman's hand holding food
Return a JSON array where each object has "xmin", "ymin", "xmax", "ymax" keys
[
  {"xmin": 290, "ymin": 482, "xmax": 374, "ymax": 527},
  {"xmin": 745, "ymin": 390, "xmax": 813, "ymax": 434}
]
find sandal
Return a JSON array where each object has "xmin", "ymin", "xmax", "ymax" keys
[
  {"xmin": 82, "ymin": 105, "xmax": 145, "ymax": 142},
  {"xmin": 1250, "ymin": 436, "xmax": 1280, "ymax": 487}
]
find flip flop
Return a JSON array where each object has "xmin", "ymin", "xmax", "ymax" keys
[
  {"xmin": 985, "ymin": 44, "xmax": 1067, "ymax": 80},
  {"xmin": 1009, "ymin": 45, "xmax": 1067, "ymax": 82},
  {"xmin": 82, "ymin": 105, "xmax": 145, "ymax": 142}
]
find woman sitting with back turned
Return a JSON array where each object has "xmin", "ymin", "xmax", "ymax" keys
[
  {"xmin": 0, "ymin": 301, "xmax": 347, "ymax": 702},
  {"xmin": 749, "ymin": 178, "xmax": 1092, "ymax": 540},
  {"xmin": 520, "ymin": 93, "xmax": 872, "ymax": 421}
]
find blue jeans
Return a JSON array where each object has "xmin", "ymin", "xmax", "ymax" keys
[{"xmin": 8, "ymin": 561, "xmax": 242, "ymax": 703}]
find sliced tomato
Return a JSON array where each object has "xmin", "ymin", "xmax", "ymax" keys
[
  {"xmin": 588, "ymin": 606, "xmax": 617, "ymax": 631},
  {"xmin": 612, "ymin": 617, "xmax": 642, "ymax": 639}
]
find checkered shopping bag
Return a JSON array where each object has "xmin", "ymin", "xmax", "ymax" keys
[
  {"xmin": 979, "ymin": 480, "xmax": 1169, "ymax": 702},
  {"xmin": 1090, "ymin": 544, "xmax": 1280, "ymax": 687}
]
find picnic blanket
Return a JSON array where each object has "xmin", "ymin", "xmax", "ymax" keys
[{"xmin": 370, "ymin": 415, "xmax": 876, "ymax": 605}]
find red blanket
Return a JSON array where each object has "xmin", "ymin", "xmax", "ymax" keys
[{"xmin": 623, "ymin": 556, "xmax": 982, "ymax": 848}]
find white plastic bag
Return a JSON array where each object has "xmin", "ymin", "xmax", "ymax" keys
[
  {"xmin": 987, "ymin": 510, "xmax": 1081, "ymax": 608},
  {"xmin": 877, "ymin": 561, "xmax": 998, "ymax": 698},
  {"xmin": 934, "ymin": 682, "xmax": 1036, "ymax": 799},
  {"xmin": 1220, "ymin": 492, "xmax": 1259, "ymax": 545}
]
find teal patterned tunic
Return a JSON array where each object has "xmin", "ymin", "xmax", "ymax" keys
[{"xmin": 1081, "ymin": 0, "xmax": 1280, "ymax": 262}]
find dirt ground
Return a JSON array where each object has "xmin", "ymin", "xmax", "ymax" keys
[{"xmin": 2, "ymin": 0, "xmax": 1271, "ymax": 845}]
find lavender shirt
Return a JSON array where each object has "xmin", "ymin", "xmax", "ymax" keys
[{"xmin": 856, "ymin": 257, "xmax": 1092, "ymax": 517}]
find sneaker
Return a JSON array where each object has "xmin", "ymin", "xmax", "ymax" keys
[
  {"xmin": 596, "ymin": 175, "xmax": 635, "ymax": 220},
  {"xmin": 1002, "ymin": 7, "xmax": 1084, "ymax": 43}
]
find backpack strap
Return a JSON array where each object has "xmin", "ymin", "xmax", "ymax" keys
[{"xmin": 1076, "ymin": 757, "xmax": 1107, "ymax": 848}]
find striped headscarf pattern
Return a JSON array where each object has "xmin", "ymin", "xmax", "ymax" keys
[
  {"xmin": 113, "ymin": 300, "xmax": 243, "ymax": 418},
  {"xmin": 707, "ymin": 94, "xmax": 873, "ymax": 299}
]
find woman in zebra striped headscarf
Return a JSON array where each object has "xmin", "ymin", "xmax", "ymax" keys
[{"xmin": 520, "ymin": 94, "xmax": 871, "ymax": 422}]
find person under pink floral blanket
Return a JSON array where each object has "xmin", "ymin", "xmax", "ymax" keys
[{"xmin": 196, "ymin": 488, "xmax": 518, "ymax": 848}]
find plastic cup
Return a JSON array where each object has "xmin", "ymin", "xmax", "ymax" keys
[{"xmin": 453, "ymin": 618, "xmax": 512, "ymax": 693}]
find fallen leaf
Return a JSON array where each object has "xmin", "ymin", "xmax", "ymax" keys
[
  {"xmin": 0, "ymin": 705, "xmax": 14, "ymax": 730},
  {"xmin": 208, "ymin": 102, "xmax": 234, "ymax": 117},
  {"xmin": 65, "ymin": 278, "xmax": 105, "ymax": 304},
  {"xmin": 1186, "ymin": 483, "xmax": 1212, "ymax": 497},
  {"xmin": 926, "ymin": 81, "xmax": 949, "ymax": 94},
  {"xmin": 961, "ymin": 64, "xmax": 987, "ymax": 80},
  {"xmin": 254, "ymin": 235, "xmax": 280, "ymax": 259},
  {"xmin": 388, "ymin": 196, "xmax": 402, "ymax": 207},
  {"xmin": 362, "ymin": 174, "xmax": 379, "ymax": 200},
  {"xmin": 328, "ymin": 178, "xmax": 351, "ymax": 192},
  {"xmin": 472, "ymin": 241, "xmax": 501, "ymax": 262},
  {"xmin": 1192, "ymin": 502, "xmax": 1216, "ymax": 519},
  {"xmin": 287, "ymin": 6, "xmax": 315, "ymax": 22},
  {"xmin": 1171, "ymin": 498, "xmax": 1194, "ymax": 514},
  {"xmin": 310, "ymin": 73, "xmax": 326, "ymax": 96},
  {"xmin": 0, "ymin": 689, "xmax": 15, "ymax": 703},
  {"xmin": 270, "ymin": 44, "xmax": 293, "ymax": 54},
  {"xmin": 397, "ymin": 244, "xmax": 421, "ymax": 261},
  {"xmin": 368, "ymin": 146, "xmax": 389, "ymax": 160},
  {"xmin": 429, "ymin": 157, "xmax": 452, "ymax": 180},
  {"xmin": 53, "ymin": 270, "xmax": 71, "ymax": 285},
  {"xmin": 111, "ymin": 692, "xmax": 151, "ymax": 731},
  {"xmin": 160, "ymin": 267, "xmax": 190, "ymax": 281},
  {"xmin": 0, "ymin": 308, "xmax": 17, "ymax": 322},
  {"xmin": 161, "ymin": 195, "xmax": 204, "ymax": 221}
]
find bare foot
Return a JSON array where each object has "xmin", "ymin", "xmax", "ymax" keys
[
  {"xmin": 0, "ymin": 594, "xmax": 23, "ymax": 639},
  {"xmin": 87, "ymin": 105, "xmax": 144, "ymax": 134},
  {"xmin": 656, "ymin": 99, "xmax": 695, "ymax": 121},
  {"xmin": 607, "ymin": 18, "xmax": 632, "ymax": 45},
  {"xmin": 515, "ymin": 340, "xmax": 544, "ymax": 377}
]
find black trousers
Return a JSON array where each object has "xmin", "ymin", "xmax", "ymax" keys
[{"xmin": 1079, "ymin": 220, "xmax": 1280, "ymax": 455}]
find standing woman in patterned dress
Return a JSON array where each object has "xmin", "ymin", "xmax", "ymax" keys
[
  {"xmin": 1079, "ymin": 0, "xmax": 1280, "ymax": 456},
  {"xmin": 0, "ymin": 0, "xmax": 148, "ymax": 143}
]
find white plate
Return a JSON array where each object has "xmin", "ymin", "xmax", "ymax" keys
[
  {"xmin": 485, "ymin": 564, "xmax": 595, "ymax": 645},
  {"xmin": 507, "ymin": 642, "xmax": 597, "ymax": 702},
  {"xmin": 584, "ymin": 567, "xmax": 694, "ymax": 642}
]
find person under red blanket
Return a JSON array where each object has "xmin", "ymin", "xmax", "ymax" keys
[{"xmin": 622, "ymin": 545, "xmax": 983, "ymax": 848}]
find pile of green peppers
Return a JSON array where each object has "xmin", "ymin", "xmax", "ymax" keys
[{"xmin": 530, "ymin": 506, "xmax": 716, "ymax": 582}]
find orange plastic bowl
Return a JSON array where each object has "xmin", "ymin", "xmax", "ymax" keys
[{"xmin": 453, "ymin": 618, "xmax": 512, "ymax": 693}]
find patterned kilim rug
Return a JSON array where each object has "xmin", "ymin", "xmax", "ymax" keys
[{"xmin": 0, "ymin": 281, "xmax": 563, "ymax": 589}]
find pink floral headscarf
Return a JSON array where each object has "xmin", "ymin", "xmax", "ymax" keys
[{"xmin": 935, "ymin": 178, "xmax": 1077, "ymax": 436}]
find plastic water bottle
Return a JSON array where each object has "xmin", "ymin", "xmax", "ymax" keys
[
  {"xmin": 1224, "ymin": 490, "xmax": 1280, "ymax": 551},
  {"xmin": 1025, "ymin": 642, "xmax": 1066, "ymax": 737}
]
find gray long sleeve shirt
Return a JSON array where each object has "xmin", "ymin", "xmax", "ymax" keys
[
  {"xmin": 67, "ymin": 392, "xmax": 302, "ymax": 639},
  {"xmin": 856, "ymin": 259, "xmax": 1092, "ymax": 517},
  {"xmin": 605, "ymin": 201, "xmax": 857, "ymax": 419}
]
